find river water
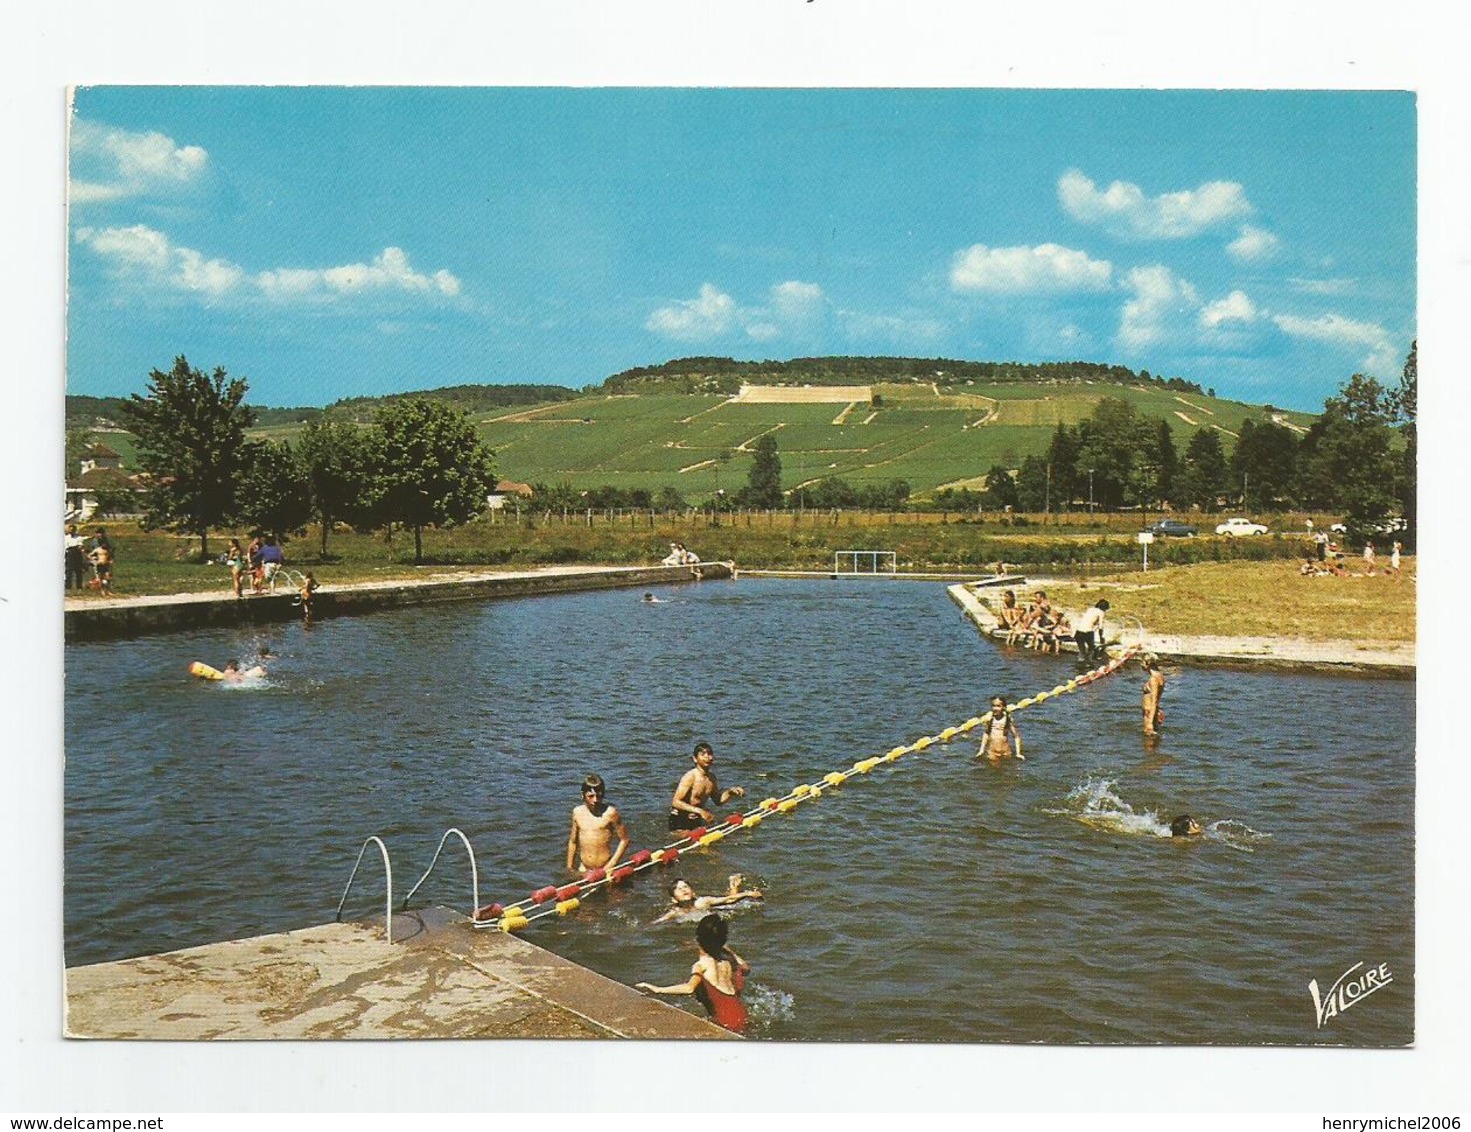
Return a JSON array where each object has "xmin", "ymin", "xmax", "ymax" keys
[{"xmin": 64, "ymin": 578, "xmax": 1413, "ymax": 1045}]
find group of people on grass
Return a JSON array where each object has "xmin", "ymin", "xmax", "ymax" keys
[
  {"xmin": 564, "ymin": 741, "xmax": 762, "ymax": 1033},
  {"xmin": 1302, "ymin": 535, "xmax": 1403, "ymax": 579},
  {"xmin": 64, "ymin": 525, "xmax": 114, "ymax": 594}
]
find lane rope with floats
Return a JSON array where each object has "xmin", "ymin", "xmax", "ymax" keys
[{"xmin": 470, "ymin": 644, "xmax": 1142, "ymax": 933}]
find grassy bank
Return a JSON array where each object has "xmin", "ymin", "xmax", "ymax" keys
[
  {"xmin": 67, "ymin": 513, "xmax": 1323, "ymax": 599},
  {"xmin": 1006, "ymin": 558, "xmax": 1416, "ymax": 642}
]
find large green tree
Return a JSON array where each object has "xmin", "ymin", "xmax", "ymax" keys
[
  {"xmin": 743, "ymin": 434, "xmax": 783, "ymax": 508},
  {"xmin": 1014, "ymin": 454, "xmax": 1050, "ymax": 512},
  {"xmin": 237, "ymin": 439, "xmax": 313, "ymax": 544},
  {"xmin": 1178, "ymin": 428, "xmax": 1229, "ymax": 511},
  {"xmin": 369, "ymin": 399, "xmax": 497, "ymax": 563},
  {"xmin": 118, "ymin": 356, "xmax": 256, "ymax": 558},
  {"xmin": 298, "ymin": 418, "xmax": 380, "ymax": 556},
  {"xmin": 1153, "ymin": 420, "xmax": 1179, "ymax": 507},
  {"xmin": 1294, "ymin": 373, "xmax": 1398, "ymax": 529},
  {"xmin": 982, "ymin": 463, "xmax": 1019, "ymax": 511},
  {"xmin": 1074, "ymin": 398, "xmax": 1156, "ymax": 510},
  {"xmin": 1230, "ymin": 419, "xmax": 1299, "ymax": 510},
  {"xmin": 1046, "ymin": 423, "xmax": 1079, "ymax": 509}
]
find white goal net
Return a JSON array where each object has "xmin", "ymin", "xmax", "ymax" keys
[{"xmin": 833, "ymin": 550, "xmax": 898, "ymax": 576}]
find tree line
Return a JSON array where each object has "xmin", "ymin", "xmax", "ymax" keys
[
  {"xmin": 119, "ymin": 357, "xmax": 498, "ymax": 564},
  {"xmin": 604, "ymin": 355, "xmax": 1204, "ymax": 396},
  {"xmin": 959, "ymin": 344, "xmax": 1415, "ymax": 536}
]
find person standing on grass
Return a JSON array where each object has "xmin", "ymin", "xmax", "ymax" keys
[
  {"xmin": 1388, "ymin": 540, "xmax": 1402, "ymax": 579},
  {"xmin": 65, "ymin": 524, "xmax": 88, "ymax": 590},
  {"xmin": 1363, "ymin": 542, "xmax": 1376, "ymax": 576},
  {"xmin": 88, "ymin": 538, "xmax": 113, "ymax": 594}
]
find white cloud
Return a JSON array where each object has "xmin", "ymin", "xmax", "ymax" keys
[
  {"xmin": 646, "ymin": 280, "xmax": 825, "ymax": 343},
  {"xmin": 1226, "ymin": 224, "xmax": 1281, "ymax": 263},
  {"xmin": 75, "ymin": 224, "xmax": 242, "ymax": 297},
  {"xmin": 75, "ymin": 224, "xmax": 461, "ymax": 305},
  {"xmin": 1199, "ymin": 290, "xmax": 1259, "ymax": 329},
  {"xmin": 769, "ymin": 280, "xmax": 824, "ymax": 323},
  {"xmin": 1117, "ymin": 265, "xmax": 1201, "ymax": 350},
  {"xmin": 1272, "ymin": 312, "xmax": 1399, "ymax": 375},
  {"xmin": 1058, "ymin": 168, "xmax": 1253, "ymax": 240},
  {"xmin": 70, "ymin": 118, "xmax": 209, "ymax": 204},
  {"xmin": 949, "ymin": 243, "xmax": 1112, "ymax": 294},
  {"xmin": 315, "ymin": 247, "xmax": 462, "ymax": 298},
  {"xmin": 645, "ymin": 283, "xmax": 737, "ymax": 340}
]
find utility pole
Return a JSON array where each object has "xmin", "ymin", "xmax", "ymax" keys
[
  {"xmin": 1088, "ymin": 468, "xmax": 1095, "ymax": 516},
  {"xmin": 1045, "ymin": 463, "xmax": 1051, "ymax": 516}
]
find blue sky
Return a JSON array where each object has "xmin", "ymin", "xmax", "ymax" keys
[{"xmin": 67, "ymin": 88, "xmax": 1415, "ymax": 412}]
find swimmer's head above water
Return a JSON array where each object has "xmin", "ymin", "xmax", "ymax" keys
[
  {"xmin": 696, "ymin": 912, "xmax": 729, "ymax": 957},
  {"xmin": 669, "ymin": 878, "xmax": 695, "ymax": 905},
  {"xmin": 1169, "ymin": 814, "xmax": 1204, "ymax": 837}
]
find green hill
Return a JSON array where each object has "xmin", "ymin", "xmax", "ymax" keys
[{"xmin": 65, "ymin": 357, "xmax": 1317, "ymax": 501}]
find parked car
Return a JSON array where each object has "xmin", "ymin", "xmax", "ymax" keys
[
  {"xmin": 1215, "ymin": 517, "xmax": 1269, "ymax": 536},
  {"xmin": 1150, "ymin": 519, "xmax": 1199, "ymax": 537}
]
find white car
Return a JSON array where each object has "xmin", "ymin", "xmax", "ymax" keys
[{"xmin": 1215, "ymin": 517, "xmax": 1269, "ymax": 536}]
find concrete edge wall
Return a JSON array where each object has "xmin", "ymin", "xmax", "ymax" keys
[{"xmin": 65, "ymin": 562, "xmax": 733, "ymax": 642}]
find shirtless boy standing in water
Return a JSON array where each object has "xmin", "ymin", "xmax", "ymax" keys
[
  {"xmin": 669, "ymin": 742, "xmax": 746, "ymax": 831},
  {"xmin": 567, "ymin": 774, "xmax": 629, "ymax": 873}
]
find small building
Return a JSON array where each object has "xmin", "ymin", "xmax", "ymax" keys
[
  {"xmin": 79, "ymin": 443, "xmax": 123, "ymax": 474},
  {"xmin": 65, "ymin": 466, "xmax": 148, "ymax": 522},
  {"xmin": 486, "ymin": 479, "xmax": 534, "ymax": 510}
]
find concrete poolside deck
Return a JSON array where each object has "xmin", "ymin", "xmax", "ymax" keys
[
  {"xmin": 65, "ymin": 910, "xmax": 729, "ymax": 1040},
  {"xmin": 947, "ymin": 583, "xmax": 1414, "ymax": 677},
  {"xmin": 64, "ymin": 561, "xmax": 731, "ymax": 641}
]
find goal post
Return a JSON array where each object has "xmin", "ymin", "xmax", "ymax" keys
[{"xmin": 833, "ymin": 550, "xmax": 898, "ymax": 576}]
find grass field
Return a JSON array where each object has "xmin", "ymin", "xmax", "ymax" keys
[
  {"xmin": 225, "ymin": 381, "xmax": 1314, "ymax": 500},
  {"xmin": 1002, "ymin": 558, "xmax": 1416, "ymax": 642},
  {"xmin": 68, "ymin": 511, "xmax": 1322, "ymax": 596}
]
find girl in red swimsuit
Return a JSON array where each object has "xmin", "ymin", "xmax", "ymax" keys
[{"xmin": 636, "ymin": 913, "xmax": 751, "ymax": 1033}]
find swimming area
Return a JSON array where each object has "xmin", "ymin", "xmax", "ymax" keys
[{"xmin": 63, "ymin": 577, "xmax": 1414, "ymax": 1044}]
